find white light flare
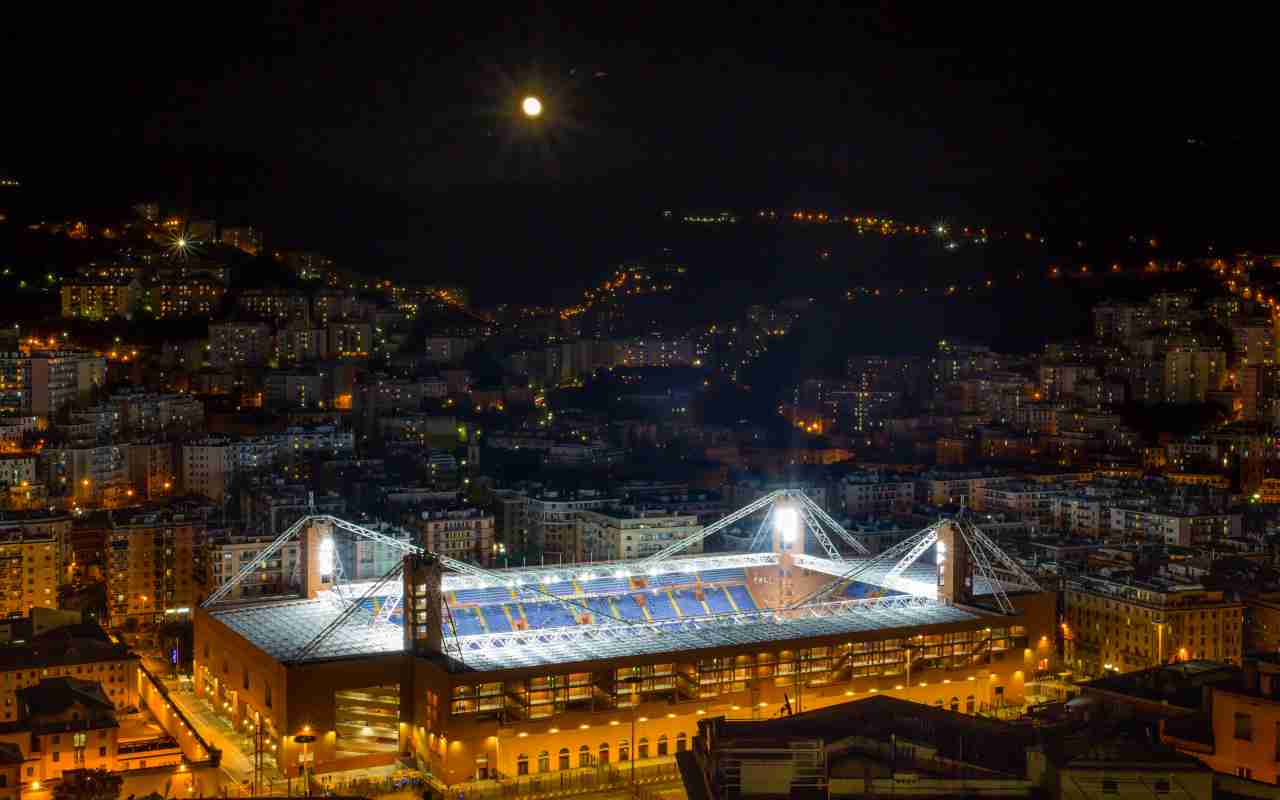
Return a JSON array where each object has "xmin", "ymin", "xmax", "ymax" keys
[
  {"xmin": 774, "ymin": 506, "xmax": 799, "ymax": 544},
  {"xmin": 318, "ymin": 535, "xmax": 335, "ymax": 576}
]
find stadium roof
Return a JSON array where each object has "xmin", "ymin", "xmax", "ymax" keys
[{"xmin": 209, "ymin": 591, "xmax": 982, "ymax": 669}]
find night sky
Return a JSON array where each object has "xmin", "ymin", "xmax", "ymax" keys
[{"xmin": 7, "ymin": 5, "xmax": 1275, "ymax": 303}]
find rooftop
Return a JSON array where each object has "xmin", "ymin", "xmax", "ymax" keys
[{"xmin": 210, "ymin": 591, "xmax": 979, "ymax": 670}]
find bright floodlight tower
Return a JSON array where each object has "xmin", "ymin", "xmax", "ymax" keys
[{"xmin": 193, "ymin": 492, "xmax": 1051, "ymax": 787}]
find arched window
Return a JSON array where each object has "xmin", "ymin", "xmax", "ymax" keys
[
  {"xmin": 517, "ymin": 754, "xmax": 529, "ymax": 776},
  {"xmin": 950, "ymin": 697, "xmax": 960, "ymax": 712},
  {"xmin": 558, "ymin": 747, "xmax": 570, "ymax": 771},
  {"xmin": 619, "ymin": 738, "xmax": 630, "ymax": 761},
  {"xmin": 657, "ymin": 734, "xmax": 669, "ymax": 756},
  {"xmin": 676, "ymin": 732, "xmax": 688, "ymax": 753},
  {"xmin": 638, "ymin": 737, "xmax": 650, "ymax": 759},
  {"xmin": 966, "ymin": 695, "xmax": 975, "ymax": 714},
  {"xmin": 599, "ymin": 743, "xmax": 610, "ymax": 764},
  {"xmin": 579, "ymin": 744, "xmax": 591, "ymax": 768},
  {"xmin": 538, "ymin": 751, "xmax": 549, "ymax": 773}
]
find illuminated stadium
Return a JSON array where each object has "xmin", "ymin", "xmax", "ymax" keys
[{"xmin": 194, "ymin": 490, "xmax": 1055, "ymax": 785}]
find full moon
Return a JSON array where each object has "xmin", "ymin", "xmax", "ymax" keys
[{"xmin": 521, "ymin": 96, "xmax": 543, "ymax": 117}]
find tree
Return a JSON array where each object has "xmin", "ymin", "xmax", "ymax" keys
[{"xmin": 53, "ymin": 769, "xmax": 123, "ymax": 800}]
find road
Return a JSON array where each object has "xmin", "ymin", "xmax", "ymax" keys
[{"xmin": 162, "ymin": 684, "xmax": 260, "ymax": 792}]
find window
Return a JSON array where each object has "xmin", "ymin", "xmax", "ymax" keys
[
  {"xmin": 579, "ymin": 745, "xmax": 591, "ymax": 768},
  {"xmin": 52, "ymin": 751, "xmax": 60, "ymax": 763},
  {"xmin": 243, "ymin": 668, "xmax": 250, "ymax": 691},
  {"xmin": 537, "ymin": 752, "xmax": 549, "ymax": 773},
  {"xmin": 619, "ymin": 739, "xmax": 630, "ymax": 761},
  {"xmin": 1236, "ymin": 767, "xmax": 1253, "ymax": 779},
  {"xmin": 99, "ymin": 747, "xmax": 106, "ymax": 758},
  {"xmin": 676, "ymin": 733, "xmax": 687, "ymax": 753},
  {"xmin": 599, "ymin": 743, "xmax": 609, "ymax": 764},
  {"xmin": 639, "ymin": 738, "xmax": 649, "ymax": 759},
  {"xmin": 657, "ymin": 735, "xmax": 668, "ymax": 756},
  {"xmin": 265, "ymin": 684, "xmax": 272, "ymax": 709},
  {"xmin": 1102, "ymin": 780, "xmax": 1118, "ymax": 794},
  {"xmin": 558, "ymin": 748, "xmax": 570, "ymax": 771},
  {"xmin": 1236, "ymin": 712, "xmax": 1253, "ymax": 741},
  {"xmin": 517, "ymin": 754, "xmax": 528, "ymax": 776}
]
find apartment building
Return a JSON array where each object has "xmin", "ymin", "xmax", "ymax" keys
[
  {"xmin": 150, "ymin": 277, "xmax": 226, "ymax": 319},
  {"xmin": 1108, "ymin": 506, "xmax": 1242, "ymax": 547},
  {"xmin": 422, "ymin": 337, "xmax": 476, "ymax": 364},
  {"xmin": 241, "ymin": 484, "xmax": 345, "ymax": 535},
  {"xmin": 207, "ymin": 322, "xmax": 274, "ymax": 368},
  {"xmin": 974, "ymin": 481, "xmax": 1064, "ymax": 525},
  {"xmin": 1164, "ymin": 345, "xmax": 1226, "ymax": 405},
  {"xmin": 408, "ymin": 508, "xmax": 496, "ymax": 565},
  {"xmin": 1038, "ymin": 363, "xmax": 1097, "ymax": 403},
  {"xmin": 125, "ymin": 441, "xmax": 179, "ymax": 500},
  {"xmin": 841, "ymin": 473, "xmax": 915, "ymax": 515},
  {"xmin": 1064, "ymin": 575, "xmax": 1244, "ymax": 677},
  {"xmin": 0, "ymin": 352, "xmax": 105, "ymax": 421},
  {"xmin": 204, "ymin": 533, "xmax": 303, "ymax": 602},
  {"xmin": 0, "ymin": 619, "xmax": 138, "ymax": 724},
  {"xmin": 183, "ymin": 429, "xmax": 354, "ymax": 502},
  {"xmin": 915, "ymin": 471, "xmax": 1012, "ymax": 509},
  {"xmin": 0, "ymin": 455, "xmax": 36, "ymax": 492},
  {"xmin": 236, "ymin": 289, "xmax": 312, "ymax": 326},
  {"xmin": 0, "ymin": 417, "xmax": 38, "ymax": 448},
  {"xmin": 577, "ymin": 506, "xmax": 702, "ymax": 561},
  {"xmin": 104, "ymin": 510, "xmax": 201, "ymax": 628},
  {"xmin": 0, "ymin": 524, "xmax": 62, "ymax": 618},
  {"xmin": 109, "ymin": 391, "xmax": 203, "ymax": 433},
  {"xmin": 59, "ymin": 277, "xmax": 140, "ymax": 319},
  {"xmin": 39, "ymin": 442, "xmax": 127, "ymax": 505},
  {"xmin": 334, "ymin": 521, "xmax": 414, "ymax": 579},
  {"xmin": 526, "ymin": 489, "xmax": 612, "ymax": 560},
  {"xmin": 1052, "ymin": 490, "xmax": 1127, "ymax": 537},
  {"xmin": 327, "ymin": 321, "xmax": 372, "ymax": 357},
  {"xmin": 489, "ymin": 489, "xmax": 530, "ymax": 557}
]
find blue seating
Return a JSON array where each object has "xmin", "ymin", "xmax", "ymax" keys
[
  {"xmin": 581, "ymin": 577, "xmax": 630, "ymax": 595},
  {"xmin": 843, "ymin": 581, "xmax": 897, "ymax": 599},
  {"xmin": 646, "ymin": 592, "xmax": 677, "ymax": 620},
  {"xmin": 585, "ymin": 597, "xmax": 614, "ymax": 619},
  {"xmin": 541, "ymin": 582, "xmax": 578, "ymax": 597},
  {"xmin": 696, "ymin": 568, "xmax": 747, "ymax": 584},
  {"xmin": 450, "ymin": 607, "xmax": 485, "ymax": 636},
  {"xmin": 454, "ymin": 586, "xmax": 514, "ymax": 604},
  {"xmin": 481, "ymin": 605, "xmax": 512, "ymax": 633},
  {"xmin": 644, "ymin": 572, "xmax": 687, "ymax": 589},
  {"xmin": 672, "ymin": 589, "xmax": 704, "ymax": 617},
  {"xmin": 613, "ymin": 595, "xmax": 646, "ymax": 621},
  {"xmin": 520, "ymin": 602, "xmax": 577, "ymax": 630},
  {"xmin": 728, "ymin": 586, "xmax": 756, "ymax": 611},
  {"xmin": 705, "ymin": 587, "xmax": 735, "ymax": 614}
]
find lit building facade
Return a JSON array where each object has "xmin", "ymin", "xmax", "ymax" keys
[{"xmin": 1063, "ymin": 576, "xmax": 1243, "ymax": 678}]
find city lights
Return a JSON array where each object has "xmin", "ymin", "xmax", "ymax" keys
[{"xmin": 521, "ymin": 96, "xmax": 543, "ymax": 117}]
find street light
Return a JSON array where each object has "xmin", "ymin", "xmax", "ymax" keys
[{"xmin": 294, "ymin": 734, "xmax": 316, "ymax": 798}]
